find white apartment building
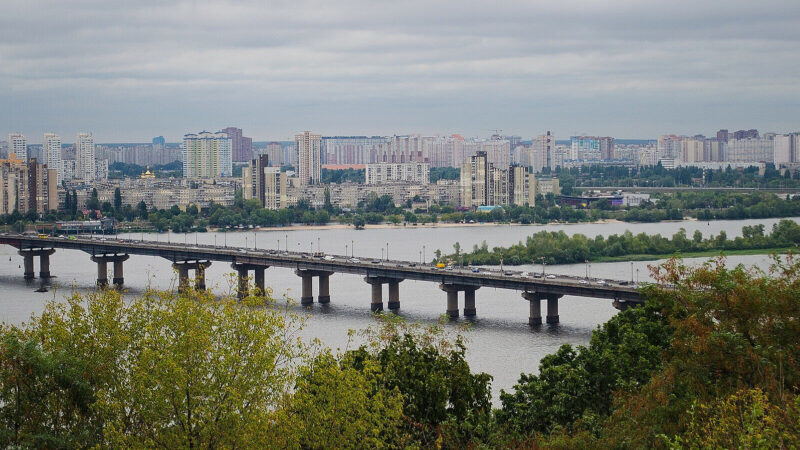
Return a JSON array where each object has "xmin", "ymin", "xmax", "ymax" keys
[
  {"xmin": 681, "ymin": 139, "xmax": 705, "ymax": 163},
  {"xmin": 480, "ymin": 138, "xmax": 511, "ymax": 170},
  {"xmin": 774, "ymin": 134, "xmax": 800, "ymax": 165},
  {"xmin": 365, "ymin": 162, "xmax": 430, "ymax": 185},
  {"xmin": 532, "ymin": 132, "xmax": 555, "ymax": 171},
  {"xmin": 295, "ymin": 131, "xmax": 322, "ymax": 185},
  {"xmin": 43, "ymin": 133, "xmax": 62, "ymax": 183},
  {"xmin": 323, "ymin": 136, "xmax": 385, "ymax": 165},
  {"xmin": 726, "ymin": 138, "xmax": 774, "ymax": 163},
  {"xmin": 76, "ymin": 132, "xmax": 96, "ymax": 182},
  {"xmin": 8, "ymin": 133, "xmax": 26, "ymax": 161},
  {"xmin": 183, "ymin": 131, "xmax": 233, "ymax": 178}
]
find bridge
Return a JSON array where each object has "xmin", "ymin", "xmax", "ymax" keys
[{"xmin": 0, "ymin": 233, "xmax": 644, "ymax": 326}]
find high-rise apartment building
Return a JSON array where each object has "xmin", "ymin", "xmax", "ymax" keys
[
  {"xmin": 774, "ymin": 133, "xmax": 800, "ymax": 165},
  {"xmin": 681, "ymin": 138, "xmax": 705, "ymax": 163},
  {"xmin": 76, "ymin": 132, "xmax": 96, "ymax": 182},
  {"xmin": 480, "ymin": 138, "xmax": 511, "ymax": 170},
  {"xmin": 0, "ymin": 154, "xmax": 57, "ymax": 215},
  {"xmin": 8, "ymin": 133, "xmax": 26, "ymax": 161},
  {"xmin": 242, "ymin": 154, "xmax": 288, "ymax": 209},
  {"xmin": 532, "ymin": 131, "xmax": 555, "ymax": 171},
  {"xmin": 570, "ymin": 136, "xmax": 614, "ymax": 161},
  {"xmin": 365, "ymin": 162, "xmax": 430, "ymax": 185},
  {"xmin": 460, "ymin": 151, "xmax": 492, "ymax": 208},
  {"xmin": 221, "ymin": 127, "xmax": 253, "ymax": 162},
  {"xmin": 323, "ymin": 136, "xmax": 385, "ymax": 165},
  {"xmin": 726, "ymin": 137, "xmax": 773, "ymax": 162},
  {"xmin": 733, "ymin": 129, "xmax": 759, "ymax": 140},
  {"xmin": 183, "ymin": 131, "xmax": 233, "ymax": 178},
  {"xmin": 295, "ymin": 131, "xmax": 322, "ymax": 185},
  {"xmin": 43, "ymin": 133, "xmax": 62, "ymax": 183},
  {"xmin": 716, "ymin": 129, "xmax": 729, "ymax": 143}
]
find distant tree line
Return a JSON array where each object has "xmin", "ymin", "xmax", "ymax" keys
[{"xmin": 439, "ymin": 219, "xmax": 800, "ymax": 265}]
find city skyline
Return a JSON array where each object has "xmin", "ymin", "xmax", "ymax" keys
[{"xmin": 1, "ymin": 0, "xmax": 798, "ymax": 141}]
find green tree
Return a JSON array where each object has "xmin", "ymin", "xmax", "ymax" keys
[{"xmin": 113, "ymin": 187, "xmax": 122, "ymax": 210}]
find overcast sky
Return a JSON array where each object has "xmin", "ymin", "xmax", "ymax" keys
[{"xmin": 1, "ymin": 0, "xmax": 799, "ymax": 143}]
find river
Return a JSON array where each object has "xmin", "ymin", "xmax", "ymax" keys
[{"xmin": 0, "ymin": 217, "xmax": 795, "ymax": 402}]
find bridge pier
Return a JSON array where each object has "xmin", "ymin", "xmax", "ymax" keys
[
  {"xmin": 522, "ymin": 292, "xmax": 561, "ymax": 325},
  {"xmin": 196, "ymin": 262, "xmax": 211, "ymax": 290},
  {"xmin": 463, "ymin": 287, "xmax": 478, "ymax": 317},
  {"xmin": 21, "ymin": 252, "xmax": 35, "ymax": 280},
  {"xmin": 91, "ymin": 254, "xmax": 129, "ymax": 288},
  {"xmin": 231, "ymin": 263, "xmax": 270, "ymax": 299},
  {"xmin": 112, "ymin": 255, "xmax": 130, "ymax": 287},
  {"xmin": 18, "ymin": 248, "xmax": 56, "ymax": 280},
  {"xmin": 318, "ymin": 273, "xmax": 330, "ymax": 304},
  {"xmin": 547, "ymin": 295, "xmax": 560, "ymax": 324},
  {"xmin": 295, "ymin": 270, "xmax": 335, "ymax": 306},
  {"xmin": 440, "ymin": 284, "xmax": 480, "ymax": 319},
  {"xmin": 253, "ymin": 266, "xmax": 265, "ymax": 295},
  {"xmin": 387, "ymin": 280, "xmax": 401, "ymax": 311},
  {"xmin": 366, "ymin": 277, "xmax": 384, "ymax": 312},
  {"xmin": 174, "ymin": 260, "xmax": 213, "ymax": 292},
  {"xmin": 300, "ymin": 273, "xmax": 313, "ymax": 305}
]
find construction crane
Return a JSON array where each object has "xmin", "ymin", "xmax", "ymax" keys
[{"xmin": 487, "ymin": 129, "xmax": 503, "ymax": 140}]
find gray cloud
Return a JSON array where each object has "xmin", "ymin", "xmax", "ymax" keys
[{"xmin": 1, "ymin": 0, "xmax": 799, "ymax": 142}]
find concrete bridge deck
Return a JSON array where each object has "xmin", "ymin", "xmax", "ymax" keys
[{"xmin": 0, "ymin": 233, "xmax": 645, "ymax": 325}]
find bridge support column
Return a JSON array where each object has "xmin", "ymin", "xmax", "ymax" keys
[
  {"xmin": 22, "ymin": 253, "xmax": 34, "ymax": 280},
  {"xmin": 440, "ymin": 284, "xmax": 460, "ymax": 318},
  {"xmin": 318, "ymin": 273, "xmax": 330, "ymax": 304},
  {"xmin": 463, "ymin": 287, "xmax": 478, "ymax": 317},
  {"xmin": 522, "ymin": 292, "xmax": 543, "ymax": 325},
  {"xmin": 234, "ymin": 265, "xmax": 249, "ymax": 299},
  {"xmin": 365, "ymin": 277, "xmax": 384, "ymax": 312},
  {"xmin": 253, "ymin": 266, "xmax": 265, "ymax": 295},
  {"xmin": 546, "ymin": 294, "xmax": 561, "ymax": 324},
  {"xmin": 300, "ymin": 273, "xmax": 313, "ymax": 305},
  {"xmin": 38, "ymin": 250, "xmax": 55, "ymax": 279},
  {"xmin": 387, "ymin": 280, "xmax": 401, "ymax": 311},
  {"xmin": 173, "ymin": 263, "xmax": 190, "ymax": 292},
  {"xmin": 112, "ymin": 254, "xmax": 129, "ymax": 287},
  {"xmin": 95, "ymin": 259, "xmax": 108, "ymax": 287},
  {"xmin": 195, "ymin": 262, "xmax": 212, "ymax": 291}
]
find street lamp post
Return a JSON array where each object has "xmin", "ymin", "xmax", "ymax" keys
[
  {"xmin": 630, "ymin": 262, "xmax": 634, "ymax": 283},
  {"xmin": 345, "ymin": 244, "xmax": 348, "ymax": 257},
  {"xmin": 285, "ymin": 234, "xmax": 288, "ymax": 252},
  {"xmin": 386, "ymin": 243, "xmax": 389, "ymax": 260},
  {"xmin": 351, "ymin": 240, "xmax": 354, "ymax": 257},
  {"xmin": 423, "ymin": 245, "xmax": 426, "ymax": 264}
]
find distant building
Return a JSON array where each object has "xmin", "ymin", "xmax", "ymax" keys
[
  {"xmin": 365, "ymin": 162, "xmax": 429, "ymax": 185},
  {"xmin": 726, "ymin": 137, "xmax": 773, "ymax": 162},
  {"xmin": 242, "ymin": 154, "xmax": 288, "ymax": 210},
  {"xmin": 43, "ymin": 133, "xmax": 62, "ymax": 183},
  {"xmin": 0, "ymin": 154, "xmax": 57, "ymax": 215},
  {"xmin": 530, "ymin": 176, "xmax": 560, "ymax": 198},
  {"xmin": 733, "ymin": 129, "xmax": 759, "ymax": 140},
  {"xmin": 295, "ymin": 131, "xmax": 322, "ymax": 185},
  {"xmin": 221, "ymin": 127, "xmax": 253, "ymax": 162},
  {"xmin": 532, "ymin": 131, "xmax": 555, "ymax": 171},
  {"xmin": 716, "ymin": 129, "xmax": 729, "ymax": 143},
  {"xmin": 76, "ymin": 132, "xmax": 96, "ymax": 182},
  {"xmin": 152, "ymin": 136, "xmax": 166, "ymax": 145},
  {"xmin": 460, "ymin": 151, "xmax": 492, "ymax": 208},
  {"xmin": 8, "ymin": 133, "xmax": 27, "ymax": 161},
  {"xmin": 570, "ymin": 136, "xmax": 614, "ymax": 161},
  {"xmin": 182, "ymin": 131, "xmax": 233, "ymax": 178},
  {"xmin": 774, "ymin": 133, "xmax": 800, "ymax": 165},
  {"xmin": 324, "ymin": 136, "xmax": 385, "ymax": 165}
]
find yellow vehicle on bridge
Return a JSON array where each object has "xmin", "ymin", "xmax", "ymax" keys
[
  {"xmin": 436, "ymin": 262, "xmax": 446, "ymax": 269},
  {"xmin": 38, "ymin": 234, "xmax": 48, "ymax": 239}
]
